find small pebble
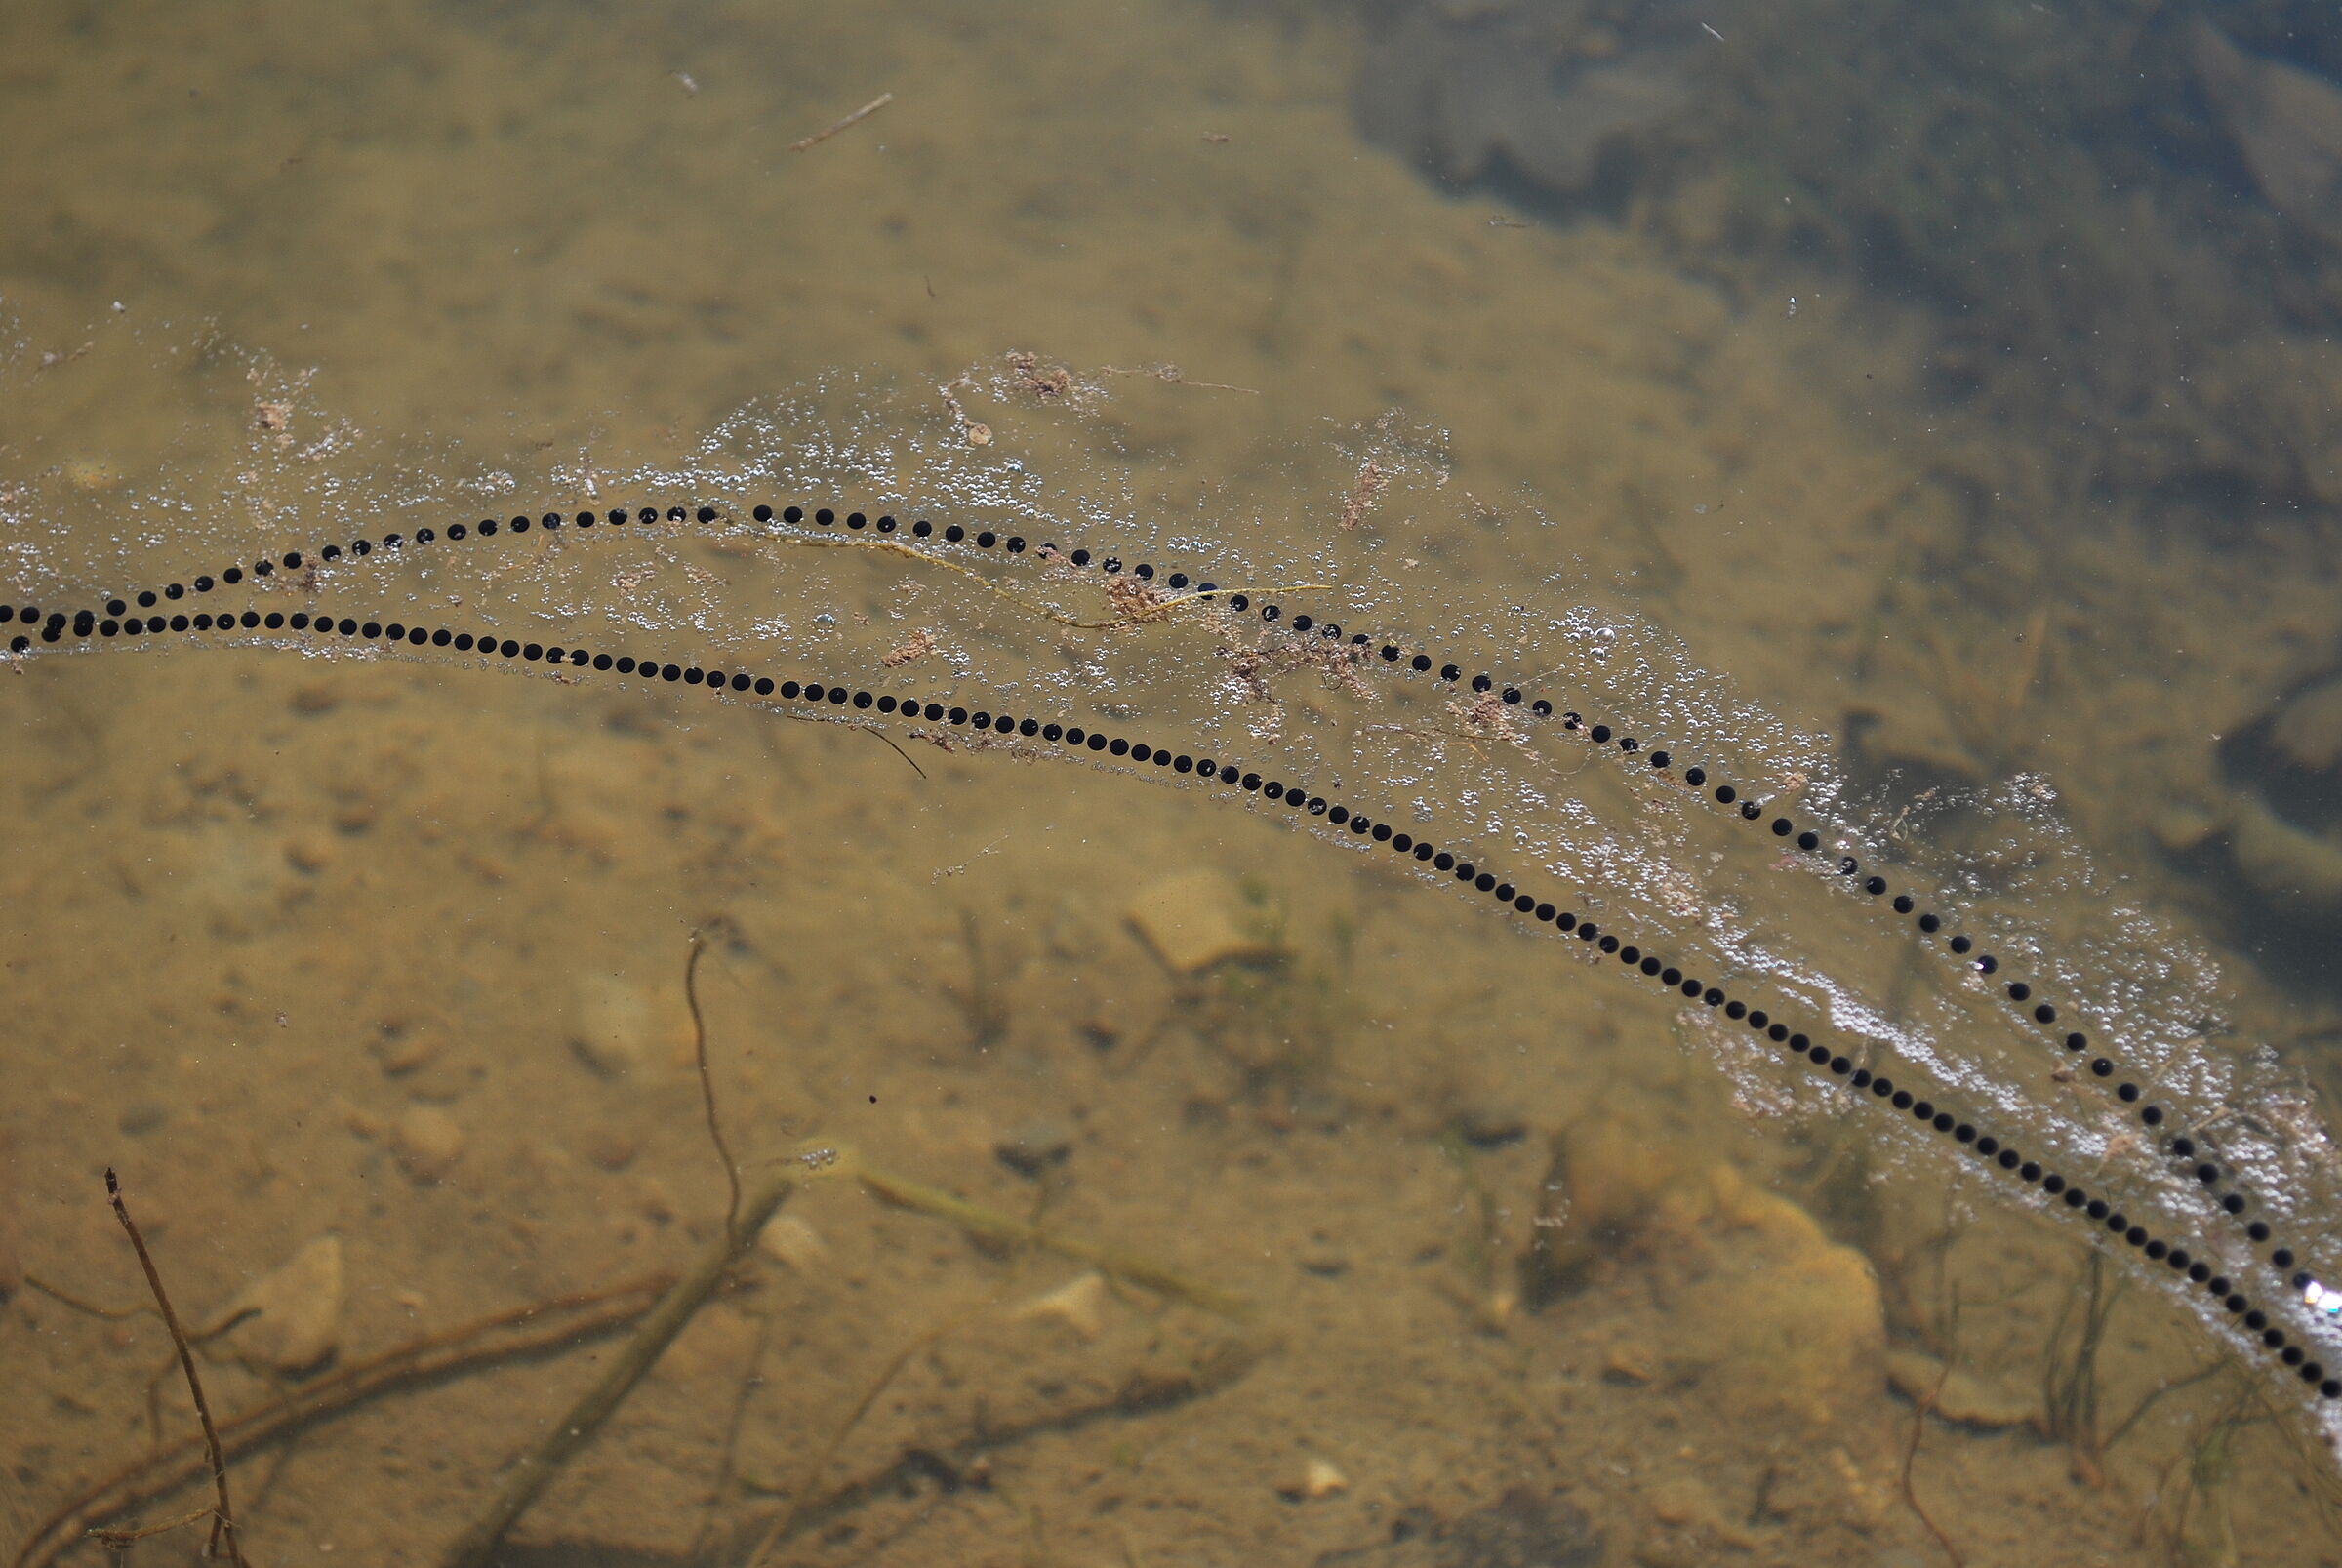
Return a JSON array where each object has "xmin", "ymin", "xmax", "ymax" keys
[
  {"xmin": 994, "ymin": 1120, "xmax": 1073, "ymax": 1178},
  {"xmin": 1602, "ymin": 1343, "xmax": 1655, "ymax": 1384},
  {"xmin": 283, "ymin": 832, "xmax": 337, "ymax": 873},
  {"xmin": 210, "ymin": 1234, "xmax": 343, "ymax": 1373},
  {"xmin": 1455, "ymin": 1102, "xmax": 1528, "ymax": 1148},
  {"xmin": 1124, "ymin": 869, "xmax": 1279, "ymax": 974},
  {"xmin": 2272, "ymin": 676, "xmax": 2342, "ymax": 772},
  {"xmin": 1644, "ymin": 1474, "xmax": 1764, "ymax": 1549},
  {"xmin": 579, "ymin": 1125, "xmax": 640, "ymax": 1172},
  {"xmin": 1886, "ymin": 1348, "xmax": 2040, "ymax": 1429},
  {"xmin": 634, "ymin": 1176, "xmax": 680, "ymax": 1225},
  {"xmin": 756, "ymin": 1213, "xmax": 829, "ymax": 1269},
  {"xmin": 394, "ymin": 1105, "xmax": 464, "ymax": 1184},
  {"xmin": 1014, "ymin": 1270, "xmax": 1107, "ymax": 1340},
  {"xmin": 369, "ymin": 1020, "xmax": 443, "ymax": 1076},
  {"xmin": 1280, "ymin": 1457, "xmax": 1348, "ymax": 1501},
  {"xmin": 1646, "ymin": 1477, "xmax": 1710, "ymax": 1527},
  {"xmin": 570, "ymin": 974, "xmax": 681, "ymax": 1079}
]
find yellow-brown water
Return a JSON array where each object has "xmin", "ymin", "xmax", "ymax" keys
[{"xmin": 6, "ymin": 3, "xmax": 2342, "ymax": 1565}]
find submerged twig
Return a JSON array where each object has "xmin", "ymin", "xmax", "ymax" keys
[
  {"xmin": 20, "ymin": 1270, "xmax": 146, "ymax": 1319},
  {"xmin": 742, "ymin": 1316, "xmax": 964, "ymax": 1568},
  {"xmin": 12, "ymin": 1276, "xmax": 673, "ymax": 1568},
  {"xmin": 951, "ymin": 905, "xmax": 1011, "ymax": 1051},
  {"xmin": 441, "ymin": 1172, "xmax": 794, "ymax": 1568},
  {"xmin": 858, "ymin": 722, "xmax": 928, "ymax": 780},
  {"xmin": 685, "ymin": 928, "xmax": 744, "ymax": 1239},
  {"xmin": 694, "ymin": 1307, "xmax": 778, "ymax": 1561},
  {"xmin": 853, "ymin": 1158, "xmax": 1247, "ymax": 1318},
  {"xmin": 2043, "ymin": 1248, "xmax": 2119, "ymax": 1485},
  {"xmin": 1900, "ymin": 1353, "xmax": 1964, "ymax": 1567},
  {"xmin": 102, "ymin": 1168, "xmax": 249, "ymax": 1567},
  {"xmin": 2102, "ymin": 1355, "xmax": 2232, "ymax": 1454},
  {"xmin": 738, "ymin": 1330, "xmax": 1264, "ymax": 1561},
  {"xmin": 788, "ymin": 92, "xmax": 893, "ymax": 152}
]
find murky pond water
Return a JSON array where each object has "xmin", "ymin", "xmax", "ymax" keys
[{"xmin": 7, "ymin": 4, "xmax": 2342, "ymax": 1566}]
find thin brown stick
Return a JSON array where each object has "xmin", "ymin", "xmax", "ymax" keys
[
  {"xmin": 735, "ymin": 1332, "xmax": 1263, "ymax": 1562},
  {"xmin": 104, "ymin": 1167, "xmax": 249, "ymax": 1567},
  {"xmin": 691, "ymin": 1308, "xmax": 778, "ymax": 1561},
  {"xmin": 20, "ymin": 1271, "xmax": 146, "ymax": 1319},
  {"xmin": 441, "ymin": 1172, "xmax": 794, "ymax": 1568},
  {"xmin": 90, "ymin": 1505, "xmax": 213, "ymax": 1549},
  {"xmin": 857, "ymin": 722, "xmax": 928, "ymax": 780},
  {"xmin": 1900, "ymin": 1356, "xmax": 1964, "ymax": 1568},
  {"xmin": 788, "ymin": 92, "xmax": 892, "ymax": 152},
  {"xmin": 743, "ymin": 1317, "xmax": 961, "ymax": 1568},
  {"xmin": 12, "ymin": 1275, "xmax": 671, "ymax": 1568},
  {"xmin": 685, "ymin": 928, "xmax": 744, "ymax": 1239},
  {"xmin": 854, "ymin": 1159, "xmax": 1247, "ymax": 1318}
]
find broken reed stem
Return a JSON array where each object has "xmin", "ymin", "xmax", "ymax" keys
[
  {"xmin": 742, "ymin": 1317, "xmax": 962, "ymax": 1568},
  {"xmin": 13, "ymin": 1276, "xmax": 675, "ymax": 1568},
  {"xmin": 1899, "ymin": 1355, "xmax": 1964, "ymax": 1568},
  {"xmin": 2044, "ymin": 1249, "xmax": 2116, "ymax": 1485},
  {"xmin": 742, "ymin": 1331, "xmax": 1265, "ymax": 1563},
  {"xmin": 691, "ymin": 1308, "xmax": 779, "ymax": 1562},
  {"xmin": 2102, "ymin": 1355, "xmax": 2232, "ymax": 1455},
  {"xmin": 103, "ymin": 1167, "xmax": 249, "ymax": 1568},
  {"xmin": 441, "ymin": 1171, "xmax": 794, "ymax": 1568},
  {"xmin": 787, "ymin": 91, "xmax": 892, "ymax": 152},
  {"xmin": 685, "ymin": 928, "xmax": 744, "ymax": 1240},
  {"xmin": 852, "ymin": 1161, "xmax": 1248, "ymax": 1318}
]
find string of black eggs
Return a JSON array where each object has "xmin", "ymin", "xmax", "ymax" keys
[
  {"xmin": 6, "ymin": 498, "xmax": 2337, "ymax": 1371},
  {"xmin": 708, "ymin": 508, "xmax": 2299, "ymax": 1296}
]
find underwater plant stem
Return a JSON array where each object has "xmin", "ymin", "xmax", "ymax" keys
[
  {"xmin": 2044, "ymin": 1249, "xmax": 2116, "ymax": 1484},
  {"xmin": 852, "ymin": 1160, "xmax": 1247, "ymax": 1318},
  {"xmin": 103, "ymin": 1167, "xmax": 249, "ymax": 1568},
  {"xmin": 1900, "ymin": 1353, "xmax": 1965, "ymax": 1567},
  {"xmin": 441, "ymin": 1171, "xmax": 793, "ymax": 1568},
  {"xmin": 743, "ymin": 1316, "xmax": 962, "ymax": 1568},
  {"xmin": 12, "ymin": 1275, "xmax": 675, "ymax": 1568},
  {"xmin": 692, "ymin": 1308, "xmax": 778, "ymax": 1561},
  {"xmin": 787, "ymin": 91, "xmax": 892, "ymax": 152},
  {"xmin": 684, "ymin": 928, "xmax": 744, "ymax": 1240}
]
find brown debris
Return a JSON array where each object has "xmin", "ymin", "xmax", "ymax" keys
[
  {"xmin": 1105, "ymin": 572, "xmax": 1171, "ymax": 623},
  {"xmin": 1100, "ymin": 362, "xmax": 1259, "ymax": 394},
  {"xmin": 936, "ymin": 379, "xmax": 991, "ymax": 446},
  {"xmin": 1003, "ymin": 350, "xmax": 1074, "ymax": 401},
  {"xmin": 1219, "ymin": 630, "xmax": 1375, "ymax": 709},
  {"xmin": 1338, "ymin": 458, "xmax": 1387, "ymax": 531},
  {"xmin": 787, "ymin": 91, "xmax": 893, "ymax": 153},
  {"xmin": 1450, "ymin": 689, "xmax": 1529, "ymax": 746}
]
